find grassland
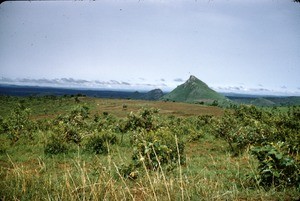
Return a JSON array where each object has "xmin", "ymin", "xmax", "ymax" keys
[{"xmin": 0, "ymin": 96, "xmax": 299, "ymax": 200}]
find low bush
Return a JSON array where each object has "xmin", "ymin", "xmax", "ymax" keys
[
  {"xmin": 44, "ymin": 136, "xmax": 68, "ymax": 155},
  {"xmin": 1, "ymin": 103, "xmax": 35, "ymax": 144},
  {"xmin": 213, "ymin": 105, "xmax": 300, "ymax": 189},
  {"xmin": 121, "ymin": 108, "xmax": 159, "ymax": 132},
  {"xmin": 64, "ymin": 126, "xmax": 82, "ymax": 144},
  {"xmin": 131, "ymin": 127, "xmax": 185, "ymax": 171},
  {"xmin": 251, "ymin": 142, "xmax": 300, "ymax": 189},
  {"xmin": 84, "ymin": 131, "xmax": 117, "ymax": 154}
]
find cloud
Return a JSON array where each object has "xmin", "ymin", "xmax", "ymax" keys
[
  {"xmin": 215, "ymin": 86, "xmax": 244, "ymax": 91},
  {"xmin": 250, "ymin": 88, "xmax": 271, "ymax": 92},
  {"xmin": 215, "ymin": 85, "xmax": 300, "ymax": 96},
  {"xmin": 60, "ymin": 78, "xmax": 89, "ymax": 85},
  {"xmin": 0, "ymin": 77, "xmax": 13, "ymax": 82},
  {"xmin": 0, "ymin": 77, "xmax": 166, "ymax": 91},
  {"xmin": 160, "ymin": 78, "xmax": 165, "ymax": 82},
  {"xmin": 174, "ymin": 78, "xmax": 184, "ymax": 82},
  {"xmin": 121, "ymin": 81, "xmax": 131, "ymax": 85},
  {"xmin": 213, "ymin": 85, "xmax": 274, "ymax": 95},
  {"xmin": 110, "ymin": 80, "xmax": 120, "ymax": 85},
  {"xmin": 35, "ymin": 78, "xmax": 59, "ymax": 84}
]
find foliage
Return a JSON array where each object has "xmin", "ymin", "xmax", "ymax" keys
[
  {"xmin": 121, "ymin": 108, "xmax": 159, "ymax": 132},
  {"xmin": 50, "ymin": 105, "xmax": 94, "ymax": 144},
  {"xmin": 251, "ymin": 142, "xmax": 300, "ymax": 189},
  {"xmin": 1, "ymin": 102, "xmax": 35, "ymax": 144},
  {"xmin": 275, "ymin": 106, "xmax": 300, "ymax": 154},
  {"xmin": 64, "ymin": 126, "xmax": 82, "ymax": 144},
  {"xmin": 131, "ymin": 127, "xmax": 185, "ymax": 171},
  {"xmin": 213, "ymin": 105, "xmax": 276, "ymax": 154},
  {"xmin": 1, "ymin": 96, "xmax": 300, "ymax": 200},
  {"xmin": 84, "ymin": 131, "xmax": 117, "ymax": 154},
  {"xmin": 118, "ymin": 109, "xmax": 186, "ymax": 178},
  {"xmin": 213, "ymin": 105, "xmax": 300, "ymax": 189},
  {"xmin": 44, "ymin": 135, "xmax": 68, "ymax": 155}
]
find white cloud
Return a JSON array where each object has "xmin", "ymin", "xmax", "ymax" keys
[
  {"xmin": 212, "ymin": 85, "xmax": 300, "ymax": 96},
  {"xmin": 0, "ymin": 77, "xmax": 169, "ymax": 91}
]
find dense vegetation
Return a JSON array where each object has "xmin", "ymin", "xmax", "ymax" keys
[{"xmin": 0, "ymin": 95, "xmax": 299, "ymax": 200}]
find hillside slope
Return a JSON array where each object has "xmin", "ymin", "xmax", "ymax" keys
[
  {"xmin": 131, "ymin": 89, "xmax": 164, "ymax": 100},
  {"xmin": 162, "ymin": 75, "xmax": 228, "ymax": 104}
]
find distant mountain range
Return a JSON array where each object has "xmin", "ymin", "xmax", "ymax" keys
[
  {"xmin": 1, "ymin": 79, "xmax": 300, "ymax": 106},
  {"xmin": 161, "ymin": 75, "xmax": 228, "ymax": 104},
  {"xmin": 0, "ymin": 84, "xmax": 165, "ymax": 101},
  {"xmin": 226, "ymin": 95, "xmax": 300, "ymax": 107},
  {"xmin": 131, "ymin": 89, "xmax": 164, "ymax": 100}
]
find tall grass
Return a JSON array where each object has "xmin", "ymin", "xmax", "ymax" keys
[
  {"xmin": 1, "ymin": 141, "xmax": 299, "ymax": 200},
  {"xmin": 0, "ymin": 97, "xmax": 299, "ymax": 200}
]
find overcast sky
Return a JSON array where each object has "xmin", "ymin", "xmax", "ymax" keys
[{"xmin": 0, "ymin": 0, "xmax": 299, "ymax": 95}]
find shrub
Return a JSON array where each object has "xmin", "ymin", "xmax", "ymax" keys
[
  {"xmin": 85, "ymin": 131, "xmax": 117, "ymax": 154},
  {"xmin": 68, "ymin": 105, "xmax": 90, "ymax": 126},
  {"xmin": 213, "ymin": 105, "xmax": 276, "ymax": 154},
  {"xmin": 0, "ymin": 141, "xmax": 8, "ymax": 154},
  {"xmin": 251, "ymin": 142, "xmax": 300, "ymax": 189},
  {"xmin": 131, "ymin": 127, "xmax": 185, "ymax": 171},
  {"xmin": 213, "ymin": 105, "xmax": 300, "ymax": 189},
  {"xmin": 2, "ymin": 103, "xmax": 35, "ymax": 144},
  {"xmin": 64, "ymin": 126, "xmax": 82, "ymax": 144},
  {"xmin": 44, "ymin": 136, "xmax": 68, "ymax": 155},
  {"xmin": 187, "ymin": 129, "xmax": 205, "ymax": 142},
  {"xmin": 121, "ymin": 108, "xmax": 159, "ymax": 132},
  {"xmin": 96, "ymin": 113, "xmax": 118, "ymax": 131}
]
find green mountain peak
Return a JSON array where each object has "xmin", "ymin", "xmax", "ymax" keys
[{"xmin": 162, "ymin": 75, "xmax": 227, "ymax": 104}]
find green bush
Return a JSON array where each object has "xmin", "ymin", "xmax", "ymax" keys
[
  {"xmin": 85, "ymin": 132, "xmax": 117, "ymax": 154},
  {"xmin": 212, "ymin": 105, "xmax": 300, "ymax": 189},
  {"xmin": 53, "ymin": 105, "xmax": 90, "ymax": 127},
  {"xmin": 96, "ymin": 113, "xmax": 118, "ymax": 131},
  {"xmin": 187, "ymin": 129, "xmax": 205, "ymax": 142},
  {"xmin": 0, "ymin": 140, "xmax": 8, "ymax": 154},
  {"xmin": 131, "ymin": 127, "xmax": 185, "ymax": 171},
  {"xmin": 251, "ymin": 142, "xmax": 300, "ymax": 189},
  {"xmin": 64, "ymin": 126, "xmax": 82, "ymax": 144},
  {"xmin": 213, "ymin": 105, "xmax": 276, "ymax": 154},
  {"xmin": 2, "ymin": 103, "xmax": 35, "ymax": 144},
  {"xmin": 121, "ymin": 108, "xmax": 159, "ymax": 132},
  {"xmin": 44, "ymin": 137, "xmax": 68, "ymax": 155}
]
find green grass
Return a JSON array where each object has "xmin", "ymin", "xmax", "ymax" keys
[
  {"xmin": 0, "ymin": 96, "xmax": 299, "ymax": 200},
  {"xmin": 0, "ymin": 95, "xmax": 224, "ymax": 119},
  {"xmin": 0, "ymin": 95, "xmax": 91, "ymax": 118},
  {"xmin": 1, "ymin": 133, "xmax": 298, "ymax": 200}
]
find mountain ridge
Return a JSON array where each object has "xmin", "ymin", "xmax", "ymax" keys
[{"xmin": 161, "ymin": 75, "xmax": 228, "ymax": 104}]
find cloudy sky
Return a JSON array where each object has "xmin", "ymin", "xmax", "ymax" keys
[{"xmin": 0, "ymin": 0, "xmax": 299, "ymax": 95}]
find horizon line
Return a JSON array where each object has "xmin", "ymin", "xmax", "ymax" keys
[{"xmin": 1, "ymin": 82, "xmax": 300, "ymax": 97}]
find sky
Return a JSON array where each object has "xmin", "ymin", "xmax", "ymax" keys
[{"xmin": 0, "ymin": 0, "xmax": 299, "ymax": 95}]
